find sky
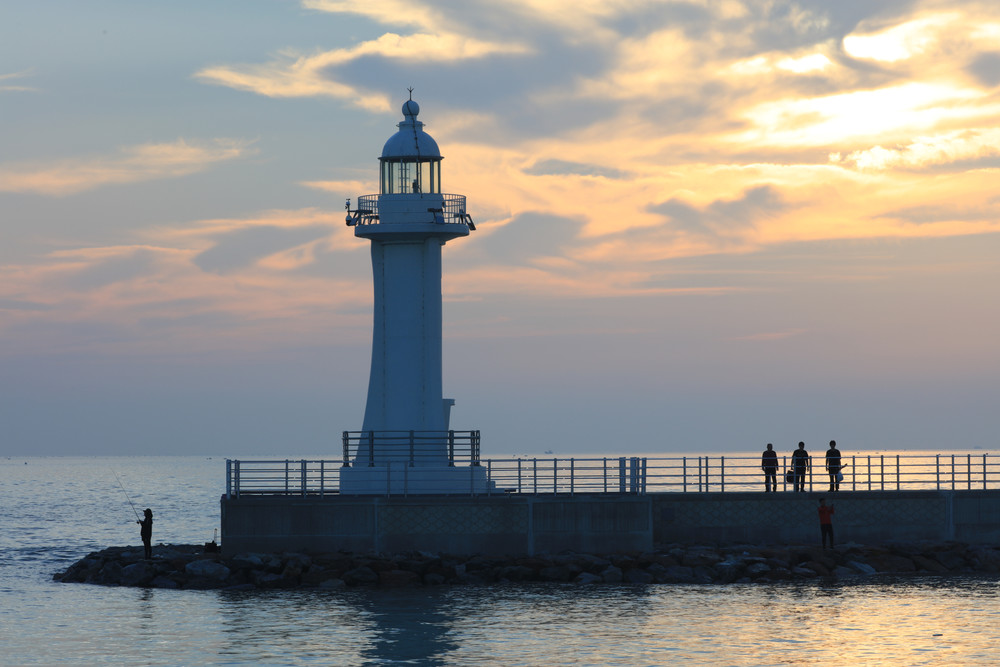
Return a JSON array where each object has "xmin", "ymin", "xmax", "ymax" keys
[{"xmin": 2, "ymin": 0, "xmax": 998, "ymax": 457}]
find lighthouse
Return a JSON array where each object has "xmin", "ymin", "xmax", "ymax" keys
[{"xmin": 340, "ymin": 95, "xmax": 491, "ymax": 494}]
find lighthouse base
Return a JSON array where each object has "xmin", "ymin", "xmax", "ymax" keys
[{"xmin": 339, "ymin": 463, "xmax": 494, "ymax": 495}]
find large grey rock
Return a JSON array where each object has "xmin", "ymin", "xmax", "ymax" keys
[
  {"xmin": 624, "ymin": 568, "xmax": 654, "ymax": 584},
  {"xmin": 150, "ymin": 576, "xmax": 179, "ymax": 589},
  {"xmin": 121, "ymin": 561, "xmax": 156, "ymax": 586},
  {"xmin": 658, "ymin": 565, "xmax": 695, "ymax": 583},
  {"xmin": 342, "ymin": 566, "xmax": 379, "ymax": 586},
  {"xmin": 96, "ymin": 561, "xmax": 123, "ymax": 585},
  {"xmin": 185, "ymin": 559, "xmax": 231, "ymax": 580},
  {"xmin": 847, "ymin": 560, "xmax": 877, "ymax": 575},
  {"xmin": 600, "ymin": 565, "xmax": 623, "ymax": 583}
]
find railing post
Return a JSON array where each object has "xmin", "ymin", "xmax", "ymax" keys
[
  {"xmin": 553, "ymin": 458, "xmax": 558, "ymax": 494},
  {"xmin": 850, "ymin": 455, "xmax": 855, "ymax": 491},
  {"xmin": 285, "ymin": 459, "xmax": 290, "ymax": 495},
  {"xmin": 342, "ymin": 431, "xmax": 350, "ymax": 467},
  {"xmin": 234, "ymin": 460, "xmax": 240, "ymax": 498},
  {"xmin": 368, "ymin": 431, "xmax": 375, "ymax": 467},
  {"xmin": 967, "ymin": 454, "xmax": 972, "ymax": 490},
  {"xmin": 641, "ymin": 458, "xmax": 647, "ymax": 494},
  {"xmin": 983, "ymin": 454, "xmax": 988, "ymax": 491},
  {"xmin": 936, "ymin": 454, "xmax": 940, "ymax": 490},
  {"xmin": 951, "ymin": 454, "xmax": 956, "ymax": 491},
  {"xmin": 533, "ymin": 458, "xmax": 538, "ymax": 495},
  {"xmin": 320, "ymin": 460, "xmax": 325, "ymax": 498},
  {"xmin": 448, "ymin": 430, "xmax": 455, "ymax": 467},
  {"xmin": 570, "ymin": 459, "xmax": 575, "ymax": 496},
  {"xmin": 301, "ymin": 459, "xmax": 307, "ymax": 497},
  {"xmin": 603, "ymin": 457, "xmax": 608, "ymax": 493},
  {"xmin": 517, "ymin": 458, "xmax": 522, "ymax": 493},
  {"xmin": 720, "ymin": 456, "xmax": 725, "ymax": 493},
  {"xmin": 683, "ymin": 456, "xmax": 687, "ymax": 493},
  {"xmin": 896, "ymin": 454, "xmax": 900, "ymax": 491},
  {"xmin": 879, "ymin": 455, "xmax": 884, "ymax": 490},
  {"xmin": 619, "ymin": 457, "xmax": 626, "ymax": 493},
  {"xmin": 226, "ymin": 459, "xmax": 232, "ymax": 499}
]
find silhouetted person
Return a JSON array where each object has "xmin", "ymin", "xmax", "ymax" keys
[
  {"xmin": 761, "ymin": 443, "xmax": 778, "ymax": 492},
  {"xmin": 791, "ymin": 442, "xmax": 810, "ymax": 492},
  {"xmin": 138, "ymin": 508, "xmax": 153, "ymax": 559},
  {"xmin": 818, "ymin": 497, "xmax": 834, "ymax": 548},
  {"xmin": 826, "ymin": 440, "xmax": 842, "ymax": 491}
]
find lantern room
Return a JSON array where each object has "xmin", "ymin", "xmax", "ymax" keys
[{"xmin": 379, "ymin": 98, "xmax": 442, "ymax": 195}]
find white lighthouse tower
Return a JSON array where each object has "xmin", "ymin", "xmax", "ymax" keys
[{"xmin": 340, "ymin": 94, "xmax": 491, "ymax": 494}]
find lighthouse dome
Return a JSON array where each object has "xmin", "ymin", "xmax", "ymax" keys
[{"xmin": 381, "ymin": 99, "xmax": 442, "ymax": 159}]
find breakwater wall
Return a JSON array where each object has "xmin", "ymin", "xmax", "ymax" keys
[
  {"xmin": 53, "ymin": 541, "xmax": 1000, "ymax": 590},
  {"xmin": 221, "ymin": 489, "xmax": 1000, "ymax": 557}
]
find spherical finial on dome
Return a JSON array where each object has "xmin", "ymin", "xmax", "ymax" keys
[{"xmin": 402, "ymin": 99, "xmax": 420, "ymax": 118}]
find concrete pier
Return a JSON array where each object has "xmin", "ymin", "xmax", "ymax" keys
[{"xmin": 220, "ymin": 489, "xmax": 1000, "ymax": 557}]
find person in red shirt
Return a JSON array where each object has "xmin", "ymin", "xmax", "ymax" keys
[{"xmin": 818, "ymin": 498, "xmax": 834, "ymax": 548}]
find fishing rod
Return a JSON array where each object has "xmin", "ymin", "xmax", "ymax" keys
[{"xmin": 112, "ymin": 469, "xmax": 141, "ymax": 522}]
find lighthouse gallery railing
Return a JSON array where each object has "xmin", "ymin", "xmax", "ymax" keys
[
  {"xmin": 225, "ymin": 452, "xmax": 1000, "ymax": 497},
  {"xmin": 352, "ymin": 193, "xmax": 469, "ymax": 226}
]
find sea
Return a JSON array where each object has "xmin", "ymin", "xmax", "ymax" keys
[{"xmin": 2, "ymin": 455, "xmax": 999, "ymax": 666}]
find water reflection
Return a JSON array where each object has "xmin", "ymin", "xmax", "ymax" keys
[
  {"xmin": 350, "ymin": 589, "xmax": 460, "ymax": 665},
  {"xmin": 212, "ymin": 583, "xmax": 658, "ymax": 665}
]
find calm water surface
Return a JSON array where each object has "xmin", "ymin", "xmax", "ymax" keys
[{"xmin": 2, "ymin": 456, "xmax": 998, "ymax": 666}]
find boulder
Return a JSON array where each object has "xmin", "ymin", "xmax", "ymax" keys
[
  {"xmin": 121, "ymin": 561, "xmax": 156, "ymax": 586},
  {"xmin": 185, "ymin": 560, "xmax": 231, "ymax": 580},
  {"xmin": 342, "ymin": 566, "xmax": 379, "ymax": 586},
  {"xmin": 624, "ymin": 568, "xmax": 654, "ymax": 584},
  {"xmin": 96, "ymin": 561, "xmax": 124, "ymax": 585},
  {"xmin": 600, "ymin": 565, "xmax": 624, "ymax": 583},
  {"xmin": 539, "ymin": 565, "xmax": 573, "ymax": 582},
  {"xmin": 150, "ymin": 575, "xmax": 180, "ymax": 589},
  {"xmin": 847, "ymin": 560, "xmax": 877, "ymax": 575}
]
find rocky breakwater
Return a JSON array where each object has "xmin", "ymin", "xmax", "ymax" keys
[{"xmin": 54, "ymin": 542, "xmax": 1000, "ymax": 590}]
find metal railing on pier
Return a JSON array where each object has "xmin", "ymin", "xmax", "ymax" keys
[{"xmin": 225, "ymin": 452, "xmax": 1000, "ymax": 498}]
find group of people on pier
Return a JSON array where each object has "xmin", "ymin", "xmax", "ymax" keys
[{"xmin": 761, "ymin": 440, "xmax": 842, "ymax": 492}]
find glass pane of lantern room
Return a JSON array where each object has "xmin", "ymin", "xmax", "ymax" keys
[
  {"xmin": 417, "ymin": 162, "xmax": 430, "ymax": 194},
  {"xmin": 399, "ymin": 161, "xmax": 412, "ymax": 193}
]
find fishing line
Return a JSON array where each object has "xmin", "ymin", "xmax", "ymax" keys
[{"xmin": 112, "ymin": 469, "xmax": 141, "ymax": 521}]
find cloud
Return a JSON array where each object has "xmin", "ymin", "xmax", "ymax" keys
[
  {"xmin": 194, "ymin": 32, "xmax": 529, "ymax": 111},
  {"xmin": 0, "ymin": 69, "xmax": 36, "ymax": 93},
  {"xmin": 833, "ymin": 129, "xmax": 1000, "ymax": 170},
  {"xmin": 649, "ymin": 185, "xmax": 788, "ymax": 239},
  {"xmin": 194, "ymin": 225, "xmax": 336, "ymax": 274},
  {"xmin": 523, "ymin": 159, "xmax": 630, "ymax": 179},
  {"xmin": 0, "ymin": 139, "xmax": 254, "ymax": 196}
]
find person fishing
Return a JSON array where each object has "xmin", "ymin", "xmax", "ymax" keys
[{"xmin": 138, "ymin": 508, "xmax": 154, "ymax": 559}]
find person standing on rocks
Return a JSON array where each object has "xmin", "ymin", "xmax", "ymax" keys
[
  {"xmin": 818, "ymin": 498, "xmax": 834, "ymax": 548},
  {"xmin": 791, "ymin": 442, "xmax": 810, "ymax": 492},
  {"xmin": 826, "ymin": 440, "xmax": 842, "ymax": 492},
  {"xmin": 761, "ymin": 443, "xmax": 778, "ymax": 492},
  {"xmin": 138, "ymin": 508, "xmax": 153, "ymax": 559}
]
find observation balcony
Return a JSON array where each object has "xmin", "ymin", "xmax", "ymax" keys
[{"xmin": 347, "ymin": 194, "xmax": 473, "ymax": 228}]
